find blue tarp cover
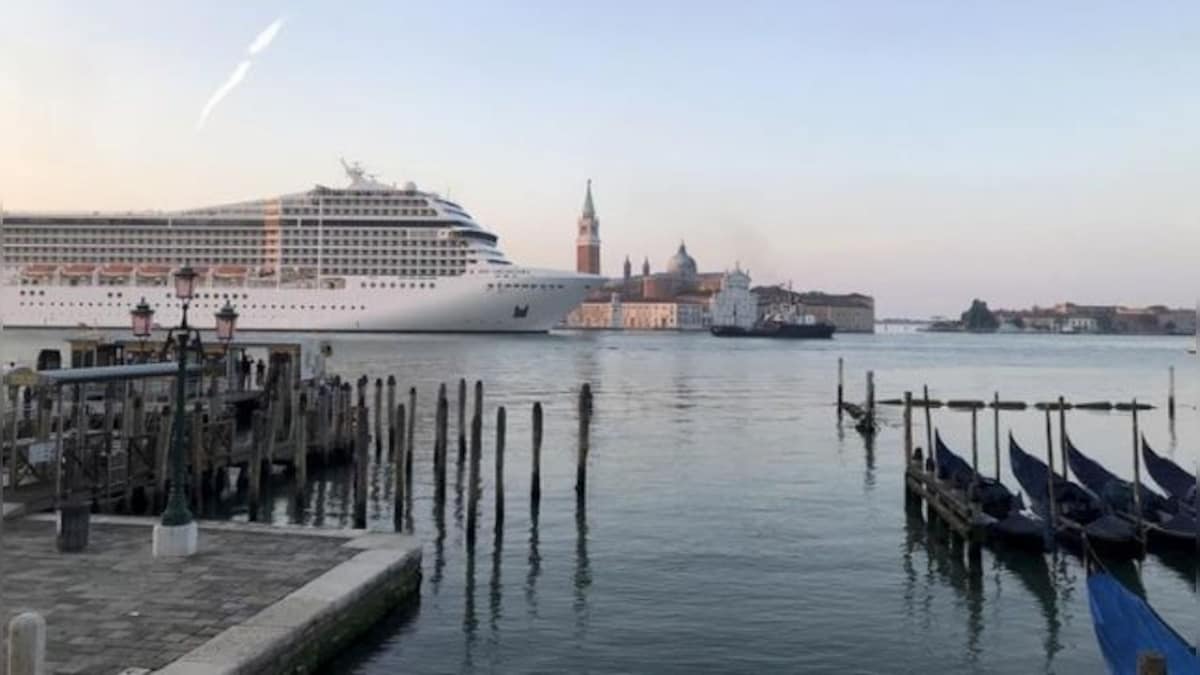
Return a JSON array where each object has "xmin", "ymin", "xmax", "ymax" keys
[{"xmin": 1088, "ymin": 573, "xmax": 1199, "ymax": 675}]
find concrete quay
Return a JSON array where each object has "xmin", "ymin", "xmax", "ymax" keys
[{"xmin": 0, "ymin": 515, "xmax": 421, "ymax": 675}]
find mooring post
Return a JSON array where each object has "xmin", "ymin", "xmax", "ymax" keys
[
  {"xmin": 457, "ymin": 377, "xmax": 467, "ymax": 466},
  {"xmin": 836, "ymin": 357, "xmax": 844, "ymax": 419},
  {"xmin": 295, "ymin": 392, "xmax": 308, "ymax": 493},
  {"xmin": 495, "ymin": 406, "xmax": 506, "ymax": 532},
  {"xmin": 1044, "ymin": 408, "xmax": 1057, "ymax": 529},
  {"xmin": 576, "ymin": 383, "xmax": 592, "ymax": 497},
  {"xmin": 354, "ymin": 405, "xmax": 368, "ymax": 529},
  {"xmin": 993, "ymin": 392, "xmax": 1001, "ymax": 480},
  {"xmin": 1058, "ymin": 396, "xmax": 1068, "ymax": 480},
  {"xmin": 1131, "ymin": 399, "xmax": 1143, "ymax": 539},
  {"xmin": 866, "ymin": 370, "xmax": 875, "ymax": 423},
  {"xmin": 923, "ymin": 385, "xmax": 934, "ymax": 474},
  {"xmin": 386, "ymin": 375, "xmax": 397, "ymax": 459},
  {"xmin": 406, "ymin": 386, "xmax": 416, "ymax": 482},
  {"xmin": 970, "ymin": 407, "xmax": 979, "ymax": 492},
  {"xmin": 266, "ymin": 387, "xmax": 280, "ymax": 469},
  {"xmin": 393, "ymin": 403, "xmax": 406, "ymax": 532},
  {"xmin": 1136, "ymin": 650, "xmax": 1166, "ymax": 675},
  {"xmin": 373, "ymin": 378, "xmax": 383, "ymax": 460},
  {"xmin": 249, "ymin": 411, "xmax": 264, "ymax": 521},
  {"xmin": 531, "ymin": 401, "xmax": 543, "ymax": 507},
  {"xmin": 436, "ymin": 384, "xmax": 449, "ymax": 495},
  {"xmin": 190, "ymin": 403, "xmax": 204, "ymax": 514},
  {"xmin": 7, "ymin": 612, "xmax": 46, "ymax": 675},
  {"xmin": 467, "ymin": 405, "xmax": 482, "ymax": 546},
  {"xmin": 1168, "ymin": 366, "xmax": 1176, "ymax": 421},
  {"xmin": 902, "ymin": 391, "xmax": 913, "ymax": 463}
]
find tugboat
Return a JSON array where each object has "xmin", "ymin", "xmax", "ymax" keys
[
  {"xmin": 711, "ymin": 319, "xmax": 835, "ymax": 339},
  {"xmin": 710, "ymin": 301, "xmax": 835, "ymax": 339}
]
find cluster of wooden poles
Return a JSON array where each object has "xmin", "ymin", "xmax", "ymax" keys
[{"xmin": 327, "ymin": 377, "xmax": 595, "ymax": 538}]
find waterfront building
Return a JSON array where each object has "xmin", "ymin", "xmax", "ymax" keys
[{"xmin": 751, "ymin": 287, "xmax": 876, "ymax": 333}]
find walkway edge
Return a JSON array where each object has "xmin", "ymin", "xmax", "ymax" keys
[{"xmin": 153, "ymin": 533, "xmax": 422, "ymax": 675}]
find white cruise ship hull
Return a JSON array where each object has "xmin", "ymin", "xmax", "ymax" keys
[{"xmin": 2, "ymin": 268, "xmax": 599, "ymax": 333}]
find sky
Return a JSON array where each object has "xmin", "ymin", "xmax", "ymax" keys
[{"xmin": 2, "ymin": 1, "xmax": 1200, "ymax": 318}]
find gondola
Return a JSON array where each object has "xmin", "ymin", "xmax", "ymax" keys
[
  {"xmin": 1088, "ymin": 572, "xmax": 1200, "ymax": 674},
  {"xmin": 1141, "ymin": 438, "xmax": 1198, "ymax": 508},
  {"xmin": 1065, "ymin": 435, "xmax": 1197, "ymax": 549},
  {"xmin": 933, "ymin": 432, "xmax": 1044, "ymax": 549},
  {"xmin": 1008, "ymin": 435, "xmax": 1141, "ymax": 557}
]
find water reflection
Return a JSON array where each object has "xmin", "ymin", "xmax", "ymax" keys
[
  {"xmin": 574, "ymin": 492, "xmax": 591, "ymax": 639},
  {"xmin": 862, "ymin": 432, "xmax": 876, "ymax": 493},
  {"xmin": 993, "ymin": 546, "xmax": 1060, "ymax": 671},
  {"xmin": 526, "ymin": 505, "xmax": 541, "ymax": 616},
  {"xmin": 489, "ymin": 519, "xmax": 504, "ymax": 641}
]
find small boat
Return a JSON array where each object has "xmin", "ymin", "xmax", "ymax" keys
[
  {"xmin": 934, "ymin": 432, "xmax": 1044, "ymax": 549},
  {"xmin": 61, "ymin": 263, "xmax": 97, "ymax": 278},
  {"xmin": 710, "ymin": 320, "xmax": 835, "ymax": 339},
  {"xmin": 1087, "ymin": 572, "xmax": 1199, "ymax": 674},
  {"xmin": 1009, "ymin": 435, "xmax": 1141, "ymax": 557},
  {"xmin": 1141, "ymin": 438, "xmax": 1198, "ymax": 508},
  {"xmin": 1065, "ymin": 435, "xmax": 1197, "ymax": 549}
]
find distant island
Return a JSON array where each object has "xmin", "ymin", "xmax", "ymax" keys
[{"xmin": 926, "ymin": 300, "xmax": 1196, "ymax": 335}]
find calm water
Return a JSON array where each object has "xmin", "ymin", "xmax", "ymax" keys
[{"xmin": 3, "ymin": 330, "xmax": 1198, "ymax": 673}]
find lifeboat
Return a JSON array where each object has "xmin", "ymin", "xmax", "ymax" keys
[
  {"xmin": 212, "ymin": 265, "xmax": 248, "ymax": 279},
  {"xmin": 98, "ymin": 263, "xmax": 135, "ymax": 278},
  {"xmin": 21, "ymin": 263, "xmax": 58, "ymax": 278},
  {"xmin": 136, "ymin": 264, "xmax": 171, "ymax": 279},
  {"xmin": 61, "ymin": 264, "xmax": 97, "ymax": 278}
]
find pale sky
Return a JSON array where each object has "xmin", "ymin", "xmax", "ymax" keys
[{"xmin": 2, "ymin": 1, "xmax": 1199, "ymax": 318}]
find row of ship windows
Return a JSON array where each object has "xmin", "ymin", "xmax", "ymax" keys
[{"xmin": 3, "ymin": 228, "xmax": 460, "ymax": 240}]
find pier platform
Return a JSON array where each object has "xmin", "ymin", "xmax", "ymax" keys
[{"xmin": 0, "ymin": 515, "xmax": 421, "ymax": 674}]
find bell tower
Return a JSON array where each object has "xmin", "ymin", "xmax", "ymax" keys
[{"xmin": 576, "ymin": 179, "xmax": 601, "ymax": 275}]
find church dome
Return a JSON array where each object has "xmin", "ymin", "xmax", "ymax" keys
[{"xmin": 666, "ymin": 242, "xmax": 697, "ymax": 279}]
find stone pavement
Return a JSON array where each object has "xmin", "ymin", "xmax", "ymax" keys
[{"xmin": 0, "ymin": 517, "xmax": 360, "ymax": 675}]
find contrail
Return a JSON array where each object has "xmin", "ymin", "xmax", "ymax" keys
[
  {"xmin": 247, "ymin": 18, "xmax": 284, "ymax": 56},
  {"xmin": 196, "ymin": 17, "xmax": 285, "ymax": 131}
]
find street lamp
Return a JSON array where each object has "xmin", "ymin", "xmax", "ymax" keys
[
  {"xmin": 130, "ymin": 298, "xmax": 154, "ymax": 363},
  {"xmin": 130, "ymin": 263, "xmax": 237, "ymax": 557}
]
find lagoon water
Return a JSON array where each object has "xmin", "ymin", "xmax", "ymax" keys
[{"xmin": 2, "ymin": 330, "xmax": 1198, "ymax": 673}]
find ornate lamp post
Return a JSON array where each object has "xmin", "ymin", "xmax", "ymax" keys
[
  {"xmin": 130, "ymin": 264, "xmax": 237, "ymax": 557},
  {"xmin": 130, "ymin": 298, "xmax": 154, "ymax": 363}
]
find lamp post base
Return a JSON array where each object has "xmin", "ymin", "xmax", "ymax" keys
[{"xmin": 152, "ymin": 521, "xmax": 198, "ymax": 557}]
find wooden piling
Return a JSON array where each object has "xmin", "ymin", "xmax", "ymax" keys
[
  {"xmin": 295, "ymin": 392, "xmax": 308, "ymax": 493},
  {"xmin": 576, "ymin": 383, "xmax": 592, "ymax": 497},
  {"xmin": 102, "ymin": 384, "xmax": 116, "ymax": 511},
  {"xmin": 457, "ymin": 378, "xmax": 467, "ymax": 466},
  {"xmin": 190, "ymin": 403, "xmax": 204, "ymax": 514},
  {"xmin": 531, "ymin": 402, "xmax": 543, "ymax": 507},
  {"xmin": 393, "ymin": 403, "xmax": 406, "ymax": 532},
  {"xmin": 1131, "ymin": 399, "xmax": 1143, "ymax": 538},
  {"xmin": 354, "ymin": 405, "xmax": 368, "ymax": 529},
  {"xmin": 993, "ymin": 392, "xmax": 1001, "ymax": 480},
  {"xmin": 248, "ymin": 411, "xmax": 264, "ymax": 521},
  {"xmin": 970, "ymin": 407, "xmax": 979, "ymax": 488},
  {"xmin": 466, "ymin": 405, "xmax": 482, "ymax": 545},
  {"xmin": 836, "ymin": 357, "xmax": 844, "ymax": 419},
  {"xmin": 495, "ymin": 406, "xmax": 506, "ymax": 532},
  {"xmin": 866, "ymin": 370, "xmax": 875, "ymax": 422},
  {"xmin": 902, "ymin": 391, "xmax": 913, "ymax": 464},
  {"xmin": 1168, "ymin": 366, "xmax": 1176, "ymax": 421},
  {"xmin": 923, "ymin": 386, "xmax": 934, "ymax": 472},
  {"xmin": 1044, "ymin": 408, "xmax": 1057, "ymax": 529},
  {"xmin": 386, "ymin": 376, "xmax": 397, "ymax": 459},
  {"xmin": 374, "ymin": 378, "xmax": 383, "ymax": 459},
  {"xmin": 436, "ymin": 384, "xmax": 449, "ymax": 495},
  {"xmin": 154, "ymin": 404, "xmax": 172, "ymax": 511},
  {"xmin": 406, "ymin": 386, "xmax": 416, "ymax": 482},
  {"xmin": 266, "ymin": 386, "xmax": 280, "ymax": 468}
]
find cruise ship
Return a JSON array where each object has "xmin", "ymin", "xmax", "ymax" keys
[{"xmin": 0, "ymin": 162, "xmax": 600, "ymax": 333}]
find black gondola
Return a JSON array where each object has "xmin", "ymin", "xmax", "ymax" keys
[
  {"xmin": 1141, "ymin": 438, "xmax": 1198, "ymax": 508},
  {"xmin": 934, "ymin": 432, "xmax": 1044, "ymax": 549},
  {"xmin": 1008, "ymin": 434, "xmax": 1141, "ymax": 557},
  {"xmin": 1065, "ymin": 435, "xmax": 1197, "ymax": 549}
]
